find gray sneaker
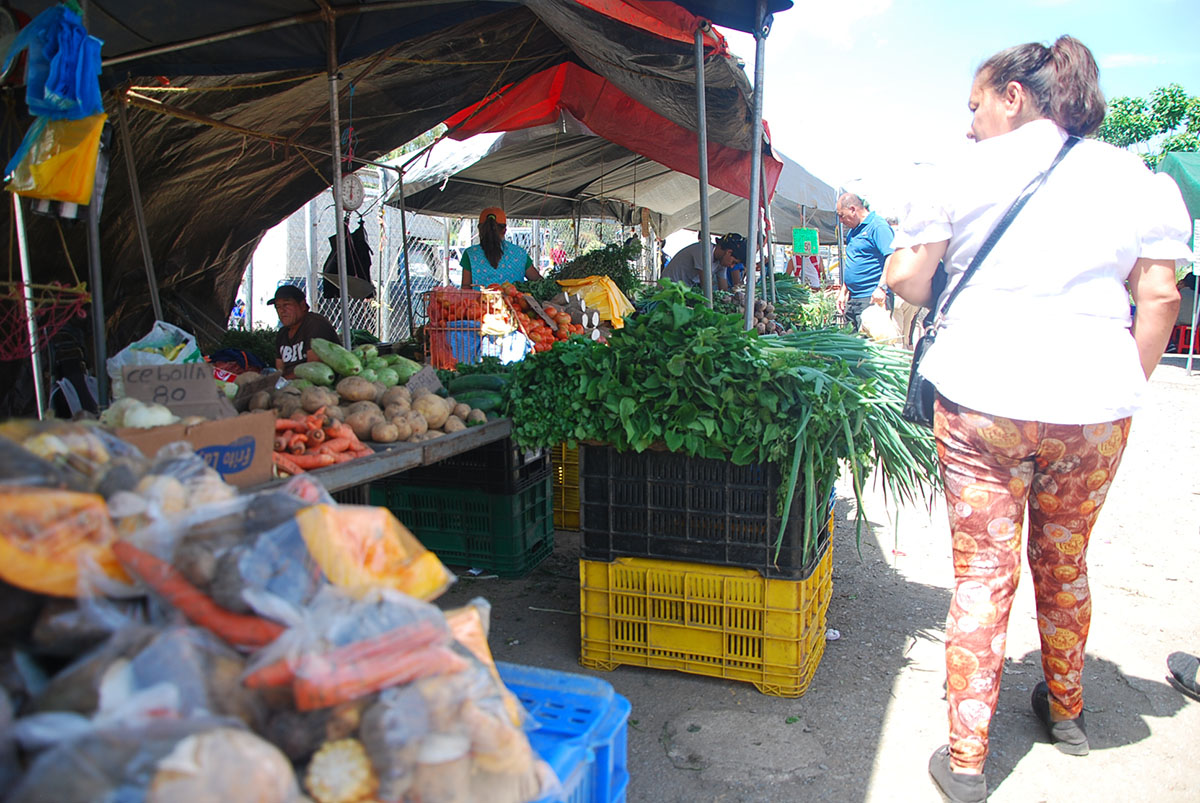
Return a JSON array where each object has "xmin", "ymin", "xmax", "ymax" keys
[{"xmin": 1031, "ymin": 681, "xmax": 1089, "ymax": 756}]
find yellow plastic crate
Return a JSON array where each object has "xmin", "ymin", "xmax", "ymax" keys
[
  {"xmin": 579, "ymin": 544, "xmax": 832, "ymax": 697},
  {"xmin": 552, "ymin": 443, "xmax": 580, "ymax": 531}
]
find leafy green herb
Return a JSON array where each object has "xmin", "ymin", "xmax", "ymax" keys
[{"xmin": 548, "ymin": 240, "xmax": 644, "ymax": 297}]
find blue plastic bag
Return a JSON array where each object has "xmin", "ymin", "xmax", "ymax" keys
[{"xmin": 2, "ymin": 5, "xmax": 103, "ymax": 120}]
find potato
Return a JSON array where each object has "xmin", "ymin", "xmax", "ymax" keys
[
  {"xmin": 346, "ymin": 400, "xmax": 383, "ymax": 418},
  {"xmin": 379, "ymin": 386, "xmax": 411, "ymax": 407},
  {"xmin": 326, "ymin": 405, "xmax": 347, "ymax": 423},
  {"xmin": 233, "ymin": 371, "xmax": 263, "ymax": 387},
  {"xmin": 466, "ymin": 409, "xmax": 487, "ymax": 425},
  {"xmin": 411, "ymin": 386, "xmax": 434, "ymax": 399},
  {"xmin": 371, "ymin": 381, "xmax": 388, "ymax": 403},
  {"xmin": 248, "ymin": 391, "xmax": 272, "ymax": 412},
  {"xmin": 423, "ymin": 430, "xmax": 445, "ymax": 439},
  {"xmin": 383, "ymin": 401, "xmax": 410, "ymax": 420},
  {"xmin": 444, "ymin": 396, "xmax": 457, "ymax": 409},
  {"xmin": 443, "ymin": 417, "xmax": 466, "ymax": 433},
  {"xmin": 174, "ymin": 541, "xmax": 217, "ymax": 587},
  {"xmin": 275, "ymin": 398, "xmax": 302, "ymax": 418},
  {"xmin": 389, "ymin": 417, "xmax": 412, "ymax": 441},
  {"xmin": 404, "ymin": 410, "xmax": 428, "ymax": 436},
  {"xmin": 346, "ymin": 410, "xmax": 383, "ymax": 441},
  {"xmin": 412, "ymin": 394, "xmax": 451, "ymax": 429},
  {"xmin": 371, "ymin": 422, "xmax": 400, "ymax": 443},
  {"xmin": 336, "ymin": 376, "xmax": 377, "ymax": 403},
  {"xmin": 452, "ymin": 403, "xmax": 470, "ymax": 420},
  {"xmin": 300, "ymin": 386, "xmax": 337, "ymax": 413}
]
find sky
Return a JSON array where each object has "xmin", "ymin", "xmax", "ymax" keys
[{"xmin": 716, "ymin": 0, "xmax": 1200, "ymax": 218}]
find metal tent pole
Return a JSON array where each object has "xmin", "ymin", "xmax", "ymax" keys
[
  {"xmin": 443, "ymin": 216, "xmax": 451, "ymax": 286},
  {"xmin": 1188, "ymin": 248, "xmax": 1198, "ymax": 375},
  {"xmin": 743, "ymin": 0, "xmax": 768, "ymax": 331},
  {"xmin": 762, "ymin": 161, "xmax": 777, "ymax": 303},
  {"xmin": 396, "ymin": 171, "xmax": 415, "ymax": 334},
  {"xmin": 86, "ymin": 189, "xmax": 108, "ymax": 407},
  {"xmin": 115, "ymin": 98, "xmax": 164, "ymax": 321},
  {"xmin": 246, "ymin": 257, "xmax": 253, "ymax": 329},
  {"xmin": 326, "ymin": 20, "xmax": 353, "ymax": 350},
  {"xmin": 13, "ymin": 196, "xmax": 45, "ymax": 417},
  {"xmin": 693, "ymin": 24, "xmax": 713, "ymax": 306}
]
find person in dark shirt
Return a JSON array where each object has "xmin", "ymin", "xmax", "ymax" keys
[{"xmin": 269, "ymin": 284, "xmax": 339, "ymax": 377}]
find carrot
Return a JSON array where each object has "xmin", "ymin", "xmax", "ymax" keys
[
  {"xmin": 274, "ymin": 451, "xmax": 306, "ymax": 475},
  {"xmin": 316, "ymin": 437, "xmax": 351, "ymax": 454},
  {"xmin": 275, "ymin": 419, "xmax": 305, "ymax": 432},
  {"xmin": 324, "ymin": 422, "xmax": 363, "ymax": 447},
  {"xmin": 286, "ymin": 452, "xmax": 336, "ymax": 470},
  {"xmin": 243, "ymin": 619, "xmax": 443, "ymax": 689},
  {"xmin": 293, "ymin": 645, "xmax": 468, "ymax": 711},
  {"xmin": 288, "ymin": 439, "xmax": 307, "ymax": 455},
  {"xmin": 331, "ymin": 452, "xmax": 358, "ymax": 463},
  {"xmin": 349, "ymin": 447, "xmax": 373, "ymax": 458},
  {"xmin": 275, "ymin": 434, "xmax": 292, "ymax": 451},
  {"xmin": 112, "ymin": 542, "xmax": 284, "ymax": 649},
  {"xmin": 289, "ymin": 410, "xmax": 308, "ymax": 422},
  {"xmin": 307, "ymin": 427, "xmax": 327, "ymax": 444}
]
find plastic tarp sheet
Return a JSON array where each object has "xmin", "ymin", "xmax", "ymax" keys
[
  {"xmin": 389, "ymin": 113, "xmax": 835, "ymax": 243},
  {"xmin": 1158, "ymin": 152, "xmax": 1200, "ymax": 225},
  {"xmin": 1, "ymin": 1, "xmax": 773, "ymax": 350}
]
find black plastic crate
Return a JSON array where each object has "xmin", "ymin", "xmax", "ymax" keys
[
  {"xmin": 399, "ymin": 437, "xmax": 549, "ymax": 494},
  {"xmin": 579, "ymin": 445, "xmax": 832, "ymax": 579}
]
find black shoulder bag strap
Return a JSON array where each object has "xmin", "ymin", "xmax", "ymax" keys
[{"xmin": 929, "ymin": 135, "xmax": 1080, "ymax": 329}]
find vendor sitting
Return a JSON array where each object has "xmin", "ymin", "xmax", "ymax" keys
[
  {"xmin": 269, "ymin": 284, "xmax": 339, "ymax": 378},
  {"xmin": 662, "ymin": 233, "xmax": 746, "ymax": 291},
  {"xmin": 461, "ymin": 207, "xmax": 543, "ymax": 287}
]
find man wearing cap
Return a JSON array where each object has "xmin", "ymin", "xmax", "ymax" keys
[
  {"xmin": 662, "ymin": 233, "xmax": 745, "ymax": 292},
  {"xmin": 461, "ymin": 207, "xmax": 542, "ymax": 287},
  {"xmin": 269, "ymin": 284, "xmax": 340, "ymax": 378},
  {"xmin": 835, "ymin": 192, "xmax": 894, "ymax": 331}
]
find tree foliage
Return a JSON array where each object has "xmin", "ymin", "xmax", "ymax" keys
[{"xmin": 1096, "ymin": 84, "xmax": 1199, "ymax": 168}]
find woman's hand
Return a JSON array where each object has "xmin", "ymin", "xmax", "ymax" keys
[
  {"xmin": 886, "ymin": 241, "xmax": 948, "ymax": 307},
  {"xmin": 1127, "ymin": 258, "xmax": 1181, "ymax": 379}
]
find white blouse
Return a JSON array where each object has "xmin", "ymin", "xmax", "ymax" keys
[{"xmin": 893, "ymin": 119, "xmax": 1193, "ymax": 425}]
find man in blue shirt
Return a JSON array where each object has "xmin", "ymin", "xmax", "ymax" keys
[{"xmin": 835, "ymin": 193, "xmax": 894, "ymax": 331}]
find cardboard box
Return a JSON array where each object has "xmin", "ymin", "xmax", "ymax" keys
[{"xmin": 116, "ymin": 410, "xmax": 276, "ymax": 488}]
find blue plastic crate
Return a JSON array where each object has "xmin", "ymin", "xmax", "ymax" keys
[{"xmin": 497, "ymin": 662, "xmax": 631, "ymax": 803}]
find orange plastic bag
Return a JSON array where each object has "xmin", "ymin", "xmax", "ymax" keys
[{"xmin": 7, "ymin": 113, "xmax": 106, "ymax": 205}]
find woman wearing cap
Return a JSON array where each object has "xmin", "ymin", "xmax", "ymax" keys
[
  {"xmin": 461, "ymin": 208, "xmax": 542, "ymax": 287},
  {"xmin": 885, "ymin": 35, "xmax": 1188, "ymax": 802}
]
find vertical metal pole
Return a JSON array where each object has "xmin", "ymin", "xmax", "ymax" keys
[
  {"xmin": 307, "ymin": 199, "xmax": 319, "ymax": 308},
  {"xmin": 761, "ymin": 162, "xmax": 777, "ymax": 303},
  {"xmin": 694, "ymin": 25, "xmax": 713, "ymax": 306},
  {"xmin": 396, "ymin": 171, "xmax": 415, "ymax": 334},
  {"xmin": 115, "ymin": 99, "xmax": 163, "ymax": 322},
  {"xmin": 1187, "ymin": 226, "xmax": 1198, "ymax": 375},
  {"xmin": 13, "ymin": 196, "xmax": 45, "ymax": 417},
  {"xmin": 743, "ymin": 1, "xmax": 768, "ymax": 331},
  {"xmin": 85, "ymin": 189, "xmax": 108, "ymax": 407},
  {"xmin": 326, "ymin": 22, "xmax": 352, "ymax": 350},
  {"xmin": 246, "ymin": 257, "xmax": 254, "ymax": 330},
  {"xmin": 443, "ymin": 216, "xmax": 451, "ymax": 286}
]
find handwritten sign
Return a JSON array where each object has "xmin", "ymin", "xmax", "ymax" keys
[{"xmin": 121, "ymin": 362, "xmax": 234, "ymax": 419}]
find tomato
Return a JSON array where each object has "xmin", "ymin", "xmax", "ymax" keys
[{"xmin": 543, "ymin": 304, "xmax": 559, "ymax": 316}]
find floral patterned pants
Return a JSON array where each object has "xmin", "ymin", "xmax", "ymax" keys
[{"xmin": 933, "ymin": 397, "xmax": 1131, "ymax": 772}]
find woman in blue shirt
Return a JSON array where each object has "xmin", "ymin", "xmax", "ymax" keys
[{"xmin": 460, "ymin": 207, "xmax": 542, "ymax": 287}]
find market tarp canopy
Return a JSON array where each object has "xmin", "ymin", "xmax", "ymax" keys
[
  {"xmin": 388, "ymin": 113, "xmax": 834, "ymax": 243},
  {"xmin": 1158, "ymin": 152, "xmax": 1200, "ymax": 224},
  {"xmin": 7, "ymin": 0, "xmax": 773, "ymax": 347}
]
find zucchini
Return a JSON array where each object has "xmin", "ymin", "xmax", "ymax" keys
[
  {"xmin": 310, "ymin": 338, "xmax": 362, "ymax": 376},
  {"xmin": 354, "ymin": 344, "xmax": 379, "ymax": 361},
  {"xmin": 293, "ymin": 362, "xmax": 334, "ymax": 386},
  {"xmin": 366, "ymin": 356, "xmax": 388, "ymax": 371},
  {"xmin": 392, "ymin": 356, "xmax": 422, "ymax": 382},
  {"xmin": 375, "ymin": 366, "xmax": 399, "ymax": 387},
  {"xmin": 448, "ymin": 373, "xmax": 508, "ymax": 394},
  {"xmin": 358, "ymin": 367, "xmax": 378, "ymax": 383},
  {"xmin": 453, "ymin": 390, "xmax": 503, "ymax": 412}
]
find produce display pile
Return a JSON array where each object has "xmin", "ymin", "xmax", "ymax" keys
[
  {"xmin": 506, "ymin": 281, "xmax": 939, "ymax": 555},
  {"xmin": 0, "ymin": 423, "xmax": 554, "ymax": 803},
  {"xmin": 499, "ymin": 282, "xmax": 609, "ymax": 352},
  {"xmin": 516, "ymin": 239, "xmax": 643, "ymax": 301}
]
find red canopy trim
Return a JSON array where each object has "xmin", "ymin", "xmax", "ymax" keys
[
  {"xmin": 570, "ymin": 0, "xmax": 729, "ymax": 53},
  {"xmin": 444, "ymin": 63, "xmax": 781, "ymax": 202}
]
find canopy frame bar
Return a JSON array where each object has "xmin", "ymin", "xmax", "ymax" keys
[
  {"xmin": 743, "ymin": 0, "xmax": 767, "ymax": 331},
  {"xmin": 693, "ymin": 23, "xmax": 712, "ymax": 306},
  {"xmin": 115, "ymin": 97, "xmax": 164, "ymax": 322}
]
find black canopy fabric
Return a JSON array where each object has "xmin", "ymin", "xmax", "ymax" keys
[{"xmin": 3, "ymin": 1, "xmax": 772, "ymax": 348}]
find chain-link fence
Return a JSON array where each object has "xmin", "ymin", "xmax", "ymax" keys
[{"xmin": 249, "ymin": 172, "xmax": 658, "ymax": 343}]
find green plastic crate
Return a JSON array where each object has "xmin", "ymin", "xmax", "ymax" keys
[{"xmin": 370, "ymin": 475, "xmax": 554, "ymax": 577}]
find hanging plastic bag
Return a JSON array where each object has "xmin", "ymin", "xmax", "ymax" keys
[
  {"xmin": 1, "ymin": 5, "xmax": 104, "ymax": 120},
  {"xmin": 556, "ymin": 275, "xmax": 635, "ymax": 328},
  {"xmin": 106, "ymin": 321, "xmax": 204, "ymax": 399},
  {"xmin": 5, "ymin": 113, "xmax": 106, "ymax": 204}
]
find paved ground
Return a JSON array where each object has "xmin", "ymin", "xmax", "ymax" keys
[{"xmin": 439, "ymin": 356, "xmax": 1200, "ymax": 802}]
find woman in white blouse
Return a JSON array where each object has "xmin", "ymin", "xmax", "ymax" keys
[{"xmin": 887, "ymin": 36, "xmax": 1190, "ymax": 803}]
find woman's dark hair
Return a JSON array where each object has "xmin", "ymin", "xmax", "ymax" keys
[
  {"xmin": 977, "ymin": 35, "xmax": 1105, "ymax": 136},
  {"xmin": 479, "ymin": 218, "xmax": 505, "ymax": 267}
]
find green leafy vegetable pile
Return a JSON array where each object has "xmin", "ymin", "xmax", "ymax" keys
[
  {"xmin": 549, "ymin": 240, "xmax": 643, "ymax": 297},
  {"xmin": 506, "ymin": 281, "xmax": 938, "ymax": 557}
]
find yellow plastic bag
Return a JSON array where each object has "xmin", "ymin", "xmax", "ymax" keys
[
  {"xmin": 556, "ymin": 276, "xmax": 634, "ymax": 328},
  {"xmin": 7, "ymin": 113, "xmax": 106, "ymax": 204}
]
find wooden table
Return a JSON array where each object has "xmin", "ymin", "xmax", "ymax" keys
[{"xmin": 248, "ymin": 418, "xmax": 513, "ymax": 494}]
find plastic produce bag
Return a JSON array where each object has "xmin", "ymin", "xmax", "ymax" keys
[
  {"xmin": 556, "ymin": 275, "xmax": 635, "ymax": 328},
  {"xmin": 1, "ymin": 5, "xmax": 104, "ymax": 121},
  {"xmin": 242, "ymin": 586, "xmax": 465, "ymax": 711},
  {"xmin": 107, "ymin": 321, "xmax": 203, "ymax": 400},
  {"xmin": 0, "ymin": 417, "xmax": 149, "ymax": 495},
  {"xmin": 5, "ymin": 113, "xmax": 106, "ymax": 204},
  {"xmin": 860, "ymin": 302, "xmax": 903, "ymax": 344}
]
